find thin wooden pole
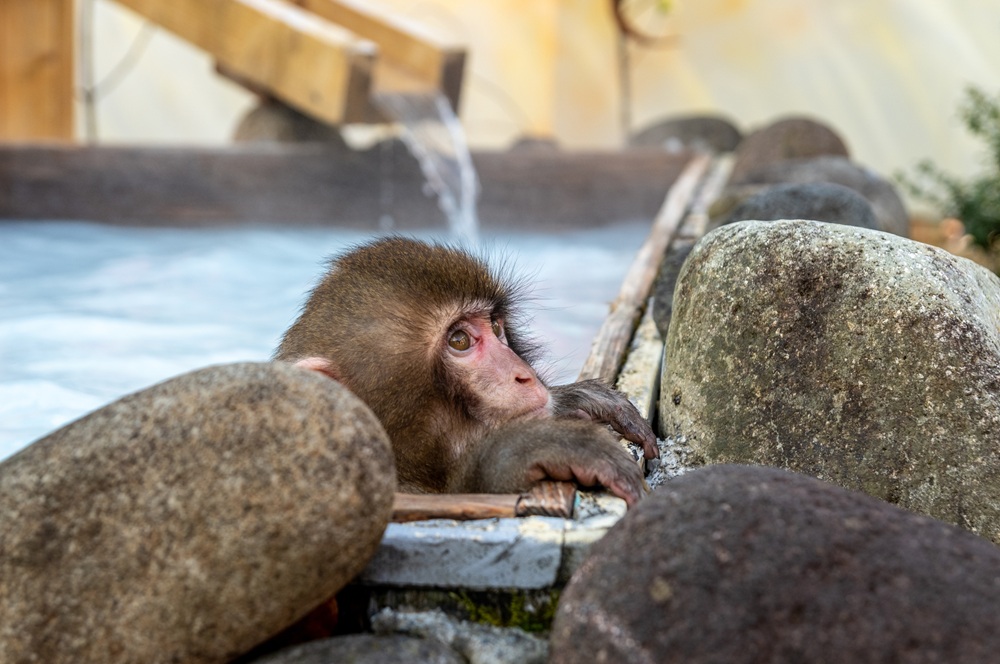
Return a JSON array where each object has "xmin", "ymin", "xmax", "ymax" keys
[{"xmin": 578, "ymin": 152, "xmax": 712, "ymax": 384}]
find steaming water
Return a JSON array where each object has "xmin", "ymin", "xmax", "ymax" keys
[
  {"xmin": 0, "ymin": 221, "xmax": 649, "ymax": 461},
  {"xmin": 374, "ymin": 91, "xmax": 479, "ymax": 245}
]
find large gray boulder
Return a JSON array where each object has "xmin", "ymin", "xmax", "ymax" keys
[
  {"xmin": 0, "ymin": 362, "xmax": 395, "ymax": 664},
  {"xmin": 659, "ymin": 220, "xmax": 1000, "ymax": 542},
  {"xmin": 550, "ymin": 465, "xmax": 1000, "ymax": 664},
  {"xmin": 728, "ymin": 116, "xmax": 849, "ymax": 184}
]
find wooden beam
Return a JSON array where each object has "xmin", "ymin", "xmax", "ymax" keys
[
  {"xmin": 288, "ymin": 0, "xmax": 466, "ymax": 110},
  {"xmin": 0, "ymin": 144, "xmax": 692, "ymax": 229},
  {"xmin": 111, "ymin": 0, "xmax": 377, "ymax": 124},
  {"xmin": 0, "ymin": 0, "xmax": 74, "ymax": 141}
]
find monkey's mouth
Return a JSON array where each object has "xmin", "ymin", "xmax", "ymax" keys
[{"xmin": 515, "ymin": 405, "xmax": 551, "ymax": 421}]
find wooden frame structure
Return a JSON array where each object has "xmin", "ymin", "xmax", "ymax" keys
[
  {"xmin": 0, "ymin": 0, "xmax": 466, "ymax": 140},
  {"xmin": 0, "ymin": 0, "xmax": 75, "ymax": 141}
]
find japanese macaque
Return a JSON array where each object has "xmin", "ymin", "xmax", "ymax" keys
[{"xmin": 275, "ymin": 237, "xmax": 658, "ymax": 505}]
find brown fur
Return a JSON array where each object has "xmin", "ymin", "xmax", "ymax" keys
[{"xmin": 276, "ymin": 237, "xmax": 656, "ymax": 503}]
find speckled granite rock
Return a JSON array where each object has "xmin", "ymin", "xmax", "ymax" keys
[
  {"xmin": 659, "ymin": 220, "xmax": 1000, "ymax": 542},
  {"xmin": 251, "ymin": 634, "xmax": 464, "ymax": 664},
  {"xmin": 551, "ymin": 465, "xmax": 1000, "ymax": 664},
  {"xmin": 0, "ymin": 362, "xmax": 394, "ymax": 664},
  {"xmin": 729, "ymin": 116, "xmax": 849, "ymax": 184}
]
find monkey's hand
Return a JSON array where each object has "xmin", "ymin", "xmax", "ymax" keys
[
  {"xmin": 549, "ymin": 379, "xmax": 659, "ymax": 460},
  {"xmin": 452, "ymin": 419, "xmax": 647, "ymax": 507}
]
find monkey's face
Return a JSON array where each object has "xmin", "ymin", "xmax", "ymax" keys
[{"xmin": 441, "ymin": 311, "xmax": 551, "ymax": 428}]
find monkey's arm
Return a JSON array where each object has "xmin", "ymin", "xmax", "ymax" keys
[
  {"xmin": 450, "ymin": 419, "xmax": 647, "ymax": 507},
  {"xmin": 549, "ymin": 379, "xmax": 659, "ymax": 460}
]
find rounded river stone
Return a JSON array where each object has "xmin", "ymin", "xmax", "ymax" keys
[
  {"xmin": 252, "ymin": 634, "xmax": 464, "ymax": 664},
  {"xmin": 729, "ymin": 116, "xmax": 849, "ymax": 184},
  {"xmin": 736, "ymin": 155, "xmax": 910, "ymax": 237},
  {"xmin": 551, "ymin": 465, "xmax": 1000, "ymax": 664},
  {"xmin": 629, "ymin": 114, "xmax": 743, "ymax": 153},
  {"xmin": 0, "ymin": 362, "xmax": 395, "ymax": 664},
  {"xmin": 723, "ymin": 182, "xmax": 879, "ymax": 231}
]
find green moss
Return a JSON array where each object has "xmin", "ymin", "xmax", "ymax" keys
[{"xmin": 449, "ymin": 589, "xmax": 560, "ymax": 633}]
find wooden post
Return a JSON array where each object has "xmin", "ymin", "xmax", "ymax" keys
[{"xmin": 0, "ymin": 0, "xmax": 75, "ymax": 142}]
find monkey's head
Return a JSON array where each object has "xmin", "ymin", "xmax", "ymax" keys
[{"xmin": 275, "ymin": 237, "xmax": 552, "ymax": 455}]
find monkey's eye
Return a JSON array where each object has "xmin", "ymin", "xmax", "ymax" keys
[
  {"xmin": 448, "ymin": 330, "xmax": 472, "ymax": 351},
  {"xmin": 491, "ymin": 319, "xmax": 504, "ymax": 338}
]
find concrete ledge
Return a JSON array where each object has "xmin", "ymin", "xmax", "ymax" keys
[{"xmin": 360, "ymin": 494, "xmax": 627, "ymax": 590}]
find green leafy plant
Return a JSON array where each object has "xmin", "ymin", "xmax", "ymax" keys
[{"xmin": 898, "ymin": 86, "xmax": 1000, "ymax": 262}]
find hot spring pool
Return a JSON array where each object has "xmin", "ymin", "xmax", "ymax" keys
[{"xmin": 0, "ymin": 221, "xmax": 650, "ymax": 460}]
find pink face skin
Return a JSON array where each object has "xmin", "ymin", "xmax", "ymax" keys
[
  {"xmin": 291, "ymin": 314, "xmax": 551, "ymax": 423},
  {"xmin": 443, "ymin": 315, "xmax": 551, "ymax": 421}
]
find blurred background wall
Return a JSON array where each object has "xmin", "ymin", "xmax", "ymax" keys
[{"xmin": 72, "ymin": 0, "xmax": 1000, "ymax": 184}]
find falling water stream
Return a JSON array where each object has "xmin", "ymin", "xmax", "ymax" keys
[{"xmin": 374, "ymin": 91, "xmax": 480, "ymax": 245}]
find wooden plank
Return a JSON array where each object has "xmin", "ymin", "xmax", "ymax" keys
[
  {"xmin": 0, "ymin": 144, "xmax": 691, "ymax": 229},
  {"xmin": 614, "ymin": 305, "xmax": 664, "ymax": 424},
  {"xmin": 675, "ymin": 154, "xmax": 733, "ymax": 241},
  {"xmin": 289, "ymin": 0, "xmax": 465, "ymax": 110},
  {"xmin": 578, "ymin": 153, "xmax": 712, "ymax": 384},
  {"xmin": 0, "ymin": 0, "xmax": 74, "ymax": 141},
  {"xmin": 654, "ymin": 155, "xmax": 734, "ymax": 340},
  {"xmin": 111, "ymin": 0, "xmax": 376, "ymax": 125}
]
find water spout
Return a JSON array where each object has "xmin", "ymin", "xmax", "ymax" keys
[{"xmin": 374, "ymin": 91, "xmax": 480, "ymax": 246}]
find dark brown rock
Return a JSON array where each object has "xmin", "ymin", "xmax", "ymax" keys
[
  {"xmin": 659, "ymin": 220, "xmax": 1000, "ymax": 542},
  {"xmin": 234, "ymin": 100, "xmax": 349, "ymax": 146},
  {"xmin": 551, "ymin": 465, "xmax": 1000, "ymax": 664},
  {"xmin": 251, "ymin": 634, "xmax": 463, "ymax": 664},
  {"xmin": 629, "ymin": 114, "xmax": 743, "ymax": 153},
  {"xmin": 736, "ymin": 155, "xmax": 910, "ymax": 237},
  {"xmin": 0, "ymin": 362, "xmax": 394, "ymax": 664},
  {"xmin": 721, "ymin": 182, "xmax": 879, "ymax": 230},
  {"xmin": 729, "ymin": 116, "xmax": 849, "ymax": 184}
]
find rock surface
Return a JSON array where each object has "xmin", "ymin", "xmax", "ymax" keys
[
  {"xmin": 659, "ymin": 220, "xmax": 1000, "ymax": 542},
  {"xmin": 551, "ymin": 465, "xmax": 1000, "ymax": 664},
  {"xmin": 720, "ymin": 182, "xmax": 879, "ymax": 231},
  {"xmin": 372, "ymin": 609, "xmax": 549, "ymax": 664},
  {"xmin": 251, "ymin": 634, "xmax": 464, "ymax": 664},
  {"xmin": 629, "ymin": 114, "xmax": 743, "ymax": 153},
  {"xmin": 0, "ymin": 362, "xmax": 395, "ymax": 664},
  {"xmin": 735, "ymin": 155, "xmax": 910, "ymax": 236},
  {"xmin": 234, "ymin": 100, "xmax": 348, "ymax": 146},
  {"xmin": 728, "ymin": 116, "xmax": 849, "ymax": 184}
]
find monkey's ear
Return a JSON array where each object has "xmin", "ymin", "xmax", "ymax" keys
[{"xmin": 292, "ymin": 356, "xmax": 342, "ymax": 382}]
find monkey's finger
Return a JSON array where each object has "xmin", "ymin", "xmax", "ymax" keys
[
  {"xmin": 535, "ymin": 460, "xmax": 644, "ymax": 507},
  {"xmin": 608, "ymin": 407, "xmax": 659, "ymax": 460}
]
